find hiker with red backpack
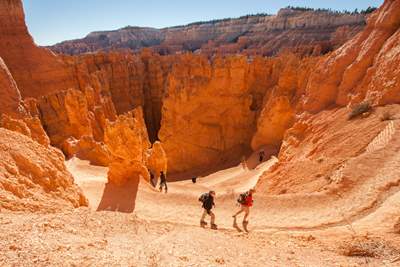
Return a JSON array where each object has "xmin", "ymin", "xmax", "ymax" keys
[
  {"xmin": 198, "ymin": 190, "xmax": 218, "ymax": 230},
  {"xmin": 232, "ymin": 189, "xmax": 255, "ymax": 232}
]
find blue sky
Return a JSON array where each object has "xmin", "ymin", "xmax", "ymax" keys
[{"xmin": 23, "ymin": 0, "xmax": 384, "ymax": 46}]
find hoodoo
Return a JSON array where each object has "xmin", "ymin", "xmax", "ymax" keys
[{"xmin": 1, "ymin": 0, "xmax": 399, "ymax": 265}]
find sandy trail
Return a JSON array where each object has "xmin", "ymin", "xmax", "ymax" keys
[
  {"xmin": 67, "ymin": 135, "xmax": 400, "ymax": 235},
  {"xmin": 66, "ymin": 153, "xmax": 278, "ymax": 228}
]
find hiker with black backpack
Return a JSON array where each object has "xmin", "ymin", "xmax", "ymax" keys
[
  {"xmin": 159, "ymin": 171, "xmax": 168, "ymax": 193},
  {"xmin": 198, "ymin": 190, "xmax": 218, "ymax": 229},
  {"xmin": 232, "ymin": 189, "xmax": 255, "ymax": 232}
]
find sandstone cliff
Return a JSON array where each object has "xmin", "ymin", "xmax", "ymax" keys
[
  {"xmin": 0, "ymin": 57, "xmax": 23, "ymax": 117},
  {"xmin": 255, "ymin": 0, "xmax": 400, "ymax": 196},
  {"xmin": 158, "ymin": 55, "xmax": 272, "ymax": 175},
  {"xmin": 302, "ymin": 0, "xmax": 400, "ymax": 112},
  {"xmin": 51, "ymin": 9, "xmax": 366, "ymax": 57},
  {"xmin": 104, "ymin": 108, "xmax": 151, "ymax": 185},
  {"xmin": 0, "ymin": 128, "xmax": 88, "ymax": 211},
  {"xmin": 0, "ymin": 0, "xmax": 77, "ymax": 98}
]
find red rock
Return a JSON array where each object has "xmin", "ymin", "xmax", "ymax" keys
[
  {"xmin": 145, "ymin": 141, "xmax": 168, "ymax": 177},
  {"xmin": 51, "ymin": 9, "xmax": 366, "ymax": 57},
  {"xmin": 62, "ymin": 136, "xmax": 110, "ymax": 167},
  {"xmin": 303, "ymin": 0, "xmax": 400, "ymax": 112},
  {"xmin": 0, "ymin": 0, "xmax": 77, "ymax": 98},
  {"xmin": 104, "ymin": 108, "xmax": 151, "ymax": 185},
  {"xmin": 0, "ymin": 128, "xmax": 88, "ymax": 211},
  {"xmin": 0, "ymin": 57, "xmax": 23, "ymax": 117}
]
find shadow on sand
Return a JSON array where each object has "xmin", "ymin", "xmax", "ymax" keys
[{"xmin": 97, "ymin": 178, "xmax": 140, "ymax": 213}]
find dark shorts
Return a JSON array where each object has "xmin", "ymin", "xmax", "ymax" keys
[{"xmin": 205, "ymin": 209, "xmax": 212, "ymax": 215}]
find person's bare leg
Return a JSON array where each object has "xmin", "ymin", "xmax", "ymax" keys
[
  {"xmin": 200, "ymin": 209, "xmax": 207, "ymax": 224},
  {"xmin": 210, "ymin": 211, "xmax": 215, "ymax": 225},
  {"xmin": 243, "ymin": 207, "xmax": 250, "ymax": 222},
  {"xmin": 233, "ymin": 207, "xmax": 244, "ymax": 217}
]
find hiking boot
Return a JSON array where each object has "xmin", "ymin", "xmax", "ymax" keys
[
  {"xmin": 242, "ymin": 221, "xmax": 249, "ymax": 232},
  {"xmin": 211, "ymin": 224, "xmax": 218, "ymax": 230},
  {"xmin": 200, "ymin": 221, "xmax": 207, "ymax": 227}
]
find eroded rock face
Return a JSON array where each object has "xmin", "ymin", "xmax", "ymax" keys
[
  {"xmin": 0, "ymin": 114, "xmax": 50, "ymax": 147},
  {"xmin": 62, "ymin": 136, "xmax": 111, "ymax": 167},
  {"xmin": 51, "ymin": 9, "xmax": 366, "ymax": 57},
  {"xmin": 303, "ymin": 0, "xmax": 400, "ymax": 113},
  {"xmin": 251, "ymin": 55, "xmax": 319, "ymax": 151},
  {"xmin": 0, "ymin": 0, "xmax": 76, "ymax": 98},
  {"xmin": 0, "ymin": 128, "xmax": 88, "ymax": 211},
  {"xmin": 158, "ymin": 55, "xmax": 272, "ymax": 175},
  {"xmin": 104, "ymin": 108, "xmax": 151, "ymax": 185},
  {"xmin": 0, "ymin": 57, "xmax": 23, "ymax": 117},
  {"xmin": 145, "ymin": 141, "xmax": 168, "ymax": 177},
  {"xmin": 257, "ymin": 106, "xmax": 400, "ymax": 194},
  {"xmin": 62, "ymin": 50, "xmax": 171, "ymax": 142}
]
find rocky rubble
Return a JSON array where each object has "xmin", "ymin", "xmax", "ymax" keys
[{"xmin": 0, "ymin": 128, "xmax": 87, "ymax": 211}]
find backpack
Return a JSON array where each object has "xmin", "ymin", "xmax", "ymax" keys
[
  {"xmin": 199, "ymin": 193, "xmax": 209, "ymax": 203},
  {"xmin": 237, "ymin": 192, "xmax": 248, "ymax": 204}
]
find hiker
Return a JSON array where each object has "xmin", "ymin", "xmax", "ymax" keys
[
  {"xmin": 233, "ymin": 189, "xmax": 255, "ymax": 231},
  {"xmin": 192, "ymin": 177, "xmax": 197, "ymax": 184},
  {"xmin": 199, "ymin": 190, "xmax": 217, "ymax": 229},
  {"xmin": 149, "ymin": 170, "xmax": 156, "ymax": 188},
  {"xmin": 259, "ymin": 150, "xmax": 265, "ymax": 163},
  {"xmin": 159, "ymin": 171, "xmax": 168, "ymax": 193},
  {"xmin": 241, "ymin": 156, "xmax": 248, "ymax": 170}
]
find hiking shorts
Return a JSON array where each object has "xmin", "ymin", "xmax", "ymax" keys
[{"xmin": 205, "ymin": 209, "xmax": 212, "ymax": 215}]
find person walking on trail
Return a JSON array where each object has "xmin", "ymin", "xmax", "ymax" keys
[
  {"xmin": 259, "ymin": 150, "xmax": 265, "ymax": 163},
  {"xmin": 241, "ymin": 156, "xmax": 248, "ymax": 170},
  {"xmin": 233, "ymin": 189, "xmax": 255, "ymax": 231},
  {"xmin": 149, "ymin": 170, "xmax": 157, "ymax": 188},
  {"xmin": 159, "ymin": 171, "xmax": 168, "ymax": 193},
  {"xmin": 199, "ymin": 191, "xmax": 218, "ymax": 229}
]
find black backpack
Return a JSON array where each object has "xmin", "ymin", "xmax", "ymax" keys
[
  {"xmin": 237, "ymin": 192, "xmax": 248, "ymax": 204},
  {"xmin": 199, "ymin": 193, "xmax": 209, "ymax": 203}
]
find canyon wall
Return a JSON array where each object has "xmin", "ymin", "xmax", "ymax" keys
[
  {"xmin": 0, "ymin": 57, "xmax": 23, "ymax": 117},
  {"xmin": 0, "ymin": 0, "xmax": 77, "ymax": 98},
  {"xmin": 256, "ymin": 0, "xmax": 400, "ymax": 194},
  {"xmin": 51, "ymin": 9, "xmax": 366, "ymax": 57},
  {"xmin": 302, "ymin": 0, "xmax": 400, "ymax": 113},
  {"xmin": 2, "ymin": 0, "xmax": 398, "ymax": 185},
  {"xmin": 157, "ymin": 54, "xmax": 316, "ymax": 175}
]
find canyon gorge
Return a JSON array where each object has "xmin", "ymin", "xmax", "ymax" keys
[{"xmin": 0, "ymin": 0, "xmax": 400, "ymax": 265}]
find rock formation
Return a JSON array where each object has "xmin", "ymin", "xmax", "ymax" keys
[
  {"xmin": 302, "ymin": 0, "xmax": 400, "ymax": 113},
  {"xmin": 0, "ymin": 128, "xmax": 87, "ymax": 211},
  {"xmin": 104, "ymin": 108, "xmax": 151, "ymax": 185},
  {"xmin": 51, "ymin": 8, "xmax": 366, "ymax": 57},
  {"xmin": 251, "ymin": 55, "xmax": 319, "ymax": 151},
  {"xmin": 0, "ymin": 57, "xmax": 23, "ymax": 117},
  {"xmin": 0, "ymin": 0, "xmax": 76, "ymax": 98},
  {"xmin": 158, "ymin": 55, "xmax": 271, "ymax": 175},
  {"xmin": 0, "ymin": 114, "xmax": 50, "ymax": 147},
  {"xmin": 145, "ymin": 141, "xmax": 168, "ymax": 177},
  {"xmin": 255, "ymin": 0, "xmax": 400, "ymax": 196},
  {"xmin": 1, "ymin": 0, "xmax": 397, "ymax": 184}
]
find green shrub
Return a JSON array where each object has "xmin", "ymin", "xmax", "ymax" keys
[{"xmin": 348, "ymin": 102, "xmax": 372, "ymax": 120}]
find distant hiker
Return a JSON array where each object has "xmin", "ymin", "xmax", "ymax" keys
[
  {"xmin": 233, "ymin": 189, "xmax": 255, "ymax": 231},
  {"xmin": 149, "ymin": 171, "xmax": 156, "ymax": 188},
  {"xmin": 192, "ymin": 177, "xmax": 197, "ymax": 184},
  {"xmin": 198, "ymin": 191, "xmax": 217, "ymax": 229},
  {"xmin": 159, "ymin": 171, "xmax": 168, "ymax": 193},
  {"xmin": 259, "ymin": 150, "xmax": 265, "ymax": 163},
  {"xmin": 241, "ymin": 156, "xmax": 248, "ymax": 170}
]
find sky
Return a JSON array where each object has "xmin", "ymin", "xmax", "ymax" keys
[{"xmin": 23, "ymin": 0, "xmax": 384, "ymax": 46}]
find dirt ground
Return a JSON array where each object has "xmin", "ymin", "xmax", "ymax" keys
[{"xmin": 1, "ymin": 155, "xmax": 399, "ymax": 266}]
